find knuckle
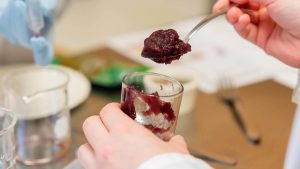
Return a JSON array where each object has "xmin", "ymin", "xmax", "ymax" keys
[
  {"xmin": 115, "ymin": 123, "xmax": 133, "ymax": 134},
  {"xmin": 77, "ymin": 144, "xmax": 89, "ymax": 159},
  {"xmin": 77, "ymin": 144, "xmax": 86, "ymax": 153},
  {"xmin": 101, "ymin": 103, "xmax": 119, "ymax": 112},
  {"xmin": 100, "ymin": 102, "xmax": 121, "ymax": 117},
  {"xmin": 101, "ymin": 103, "xmax": 115, "ymax": 114},
  {"xmin": 82, "ymin": 115, "xmax": 98, "ymax": 131}
]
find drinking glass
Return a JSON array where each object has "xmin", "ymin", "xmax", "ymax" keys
[
  {"xmin": 0, "ymin": 108, "xmax": 17, "ymax": 169},
  {"xmin": 2, "ymin": 66, "xmax": 70, "ymax": 165},
  {"xmin": 121, "ymin": 72, "xmax": 183, "ymax": 141}
]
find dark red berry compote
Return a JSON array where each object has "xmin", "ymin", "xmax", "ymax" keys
[
  {"xmin": 121, "ymin": 86, "xmax": 176, "ymax": 140},
  {"xmin": 141, "ymin": 29, "xmax": 191, "ymax": 64}
]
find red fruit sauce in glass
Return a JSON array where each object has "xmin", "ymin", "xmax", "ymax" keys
[{"xmin": 121, "ymin": 86, "xmax": 176, "ymax": 135}]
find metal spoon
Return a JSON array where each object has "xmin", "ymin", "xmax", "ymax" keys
[{"xmin": 184, "ymin": 4, "xmax": 243, "ymax": 43}]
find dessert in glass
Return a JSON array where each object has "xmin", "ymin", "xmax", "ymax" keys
[{"xmin": 121, "ymin": 72, "xmax": 183, "ymax": 140}]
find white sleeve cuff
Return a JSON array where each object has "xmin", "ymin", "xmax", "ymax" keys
[{"xmin": 138, "ymin": 153, "xmax": 214, "ymax": 169}]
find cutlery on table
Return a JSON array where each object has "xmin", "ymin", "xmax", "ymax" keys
[
  {"xmin": 191, "ymin": 150, "xmax": 237, "ymax": 167},
  {"xmin": 218, "ymin": 76, "xmax": 261, "ymax": 145}
]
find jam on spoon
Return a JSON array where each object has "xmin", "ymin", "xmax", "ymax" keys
[{"xmin": 141, "ymin": 29, "xmax": 191, "ymax": 64}]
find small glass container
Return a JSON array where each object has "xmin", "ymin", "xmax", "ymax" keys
[
  {"xmin": 121, "ymin": 72, "xmax": 183, "ymax": 140},
  {"xmin": 0, "ymin": 107, "xmax": 17, "ymax": 169},
  {"xmin": 2, "ymin": 66, "xmax": 70, "ymax": 165}
]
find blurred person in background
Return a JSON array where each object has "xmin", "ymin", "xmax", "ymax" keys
[
  {"xmin": 78, "ymin": 0, "xmax": 300, "ymax": 169},
  {"xmin": 0, "ymin": 0, "xmax": 68, "ymax": 65}
]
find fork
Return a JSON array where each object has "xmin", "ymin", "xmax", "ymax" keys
[{"xmin": 218, "ymin": 76, "xmax": 261, "ymax": 145}]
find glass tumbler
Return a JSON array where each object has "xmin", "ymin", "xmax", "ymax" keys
[
  {"xmin": 0, "ymin": 108, "xmax": 17, "ymax": 169},
  {"xmin": 2, "ymin": 67, "xmax": 70, "ymax": 165},
  {"xmin": 121, "ymin": 72, "xmax": 183, "ymax": 141}
]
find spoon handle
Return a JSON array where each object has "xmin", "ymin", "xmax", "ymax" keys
[
  {"xmin": 184, "ymin": 4, "xmax": 239, "ymax": 43},
  {"xmin": 191, "ymin": 150, "xmax": 237, "ymax": 166}
]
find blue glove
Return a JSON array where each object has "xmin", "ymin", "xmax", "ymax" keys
[
  {"xmin": 0, "ymin": 0, "xmax": 56, "ymax": 66},
  {"xmin": 30, "ymin": 36, "xmax": 53, "ymax": 66}
]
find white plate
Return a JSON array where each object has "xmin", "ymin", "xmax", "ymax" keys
[{"xmin": 0, "ymin": 63, "xmax": 91, "ymax": 110}]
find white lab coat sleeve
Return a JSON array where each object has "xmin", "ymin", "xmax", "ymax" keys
[
  {"xmin": 284, "ymin": 105, "xmax": 300, "ymax": 169},
  {"xmin": 137, "ymin": 153, "xmax": 214, "ymax": 169},
  {"xmin": 292, "ymin": 70, "xmax": 300, "ymax": 103}
]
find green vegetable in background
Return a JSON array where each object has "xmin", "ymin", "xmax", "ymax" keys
[
  {"xmin": 52, "ymin": 55, "xmax": 150, "ymax": 88},
  {"xmin": 91, "ymin": 65, "xmax": 149, "ymax": 88}
]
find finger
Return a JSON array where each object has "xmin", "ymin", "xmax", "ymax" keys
[
  {"xmin": 82, "ymin": 115, "xmax": 108, "ymax": 149},
  {"xmin": 169, "ymin": 135, "xmax": 189, "ymax": 154},
  {"xmin": 100, "ymin": 103, "xmax": 138, "ymax": 132},
  {"xmin": 230, "ymin": 0, "xmax": 261, "ymax": 11},
  {"xmin": 256, "ymin": 7, "xmax": 275, "ymax": 48},
  {"xmin": 235, "ymin": 14, "xmax": 251, "ymax": 31},
  {"xmin": 77, "ymin": 144, "xmax": 98, "ymax": 169},
  {"xmin": 30, "ymin": 37, "xmax": 52, "ymax": 66},
  {"xmin": 169, "ymin": 135, "xmax": 188, "ymax": 148},
  {"xmin": 251, "ymin": 0, "xmax": 265, "ymax": 5},
  {"xmin": 243, "ymin": 9, "xmax": 260, "ymax": 24},
  {"xmin": 234, "ymin": 14, "xmax": 258, "ymax": 43},
  {"xmin": 247, "ymin": 1, "xmax": 260, "ymax": 10},
  {"xmin": 213, "ymin": 0, "xmax": 230, "ymax": 13},
  {"xmin": 227, "ymin": 6, "xmax": 244, "ymax": 24},
  {"xmin": 230, "ymin": 0, "xmax": 249, "ymax": 4}
]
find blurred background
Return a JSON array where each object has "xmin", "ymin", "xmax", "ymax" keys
[
  {"xmin": 0, "ymin": 0, "xmax": 217, "ymax": 63},
  {"xmin": 0, "ymin": 1, "xmax": 299, "ymax": 169},
  {"xmin": 54, "ymin": 0, "xmax": 215, "ymax": 54}
]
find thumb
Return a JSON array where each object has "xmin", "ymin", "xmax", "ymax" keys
[
  {"xmin": 250, "ymin": 0, "xmax": 274, "ymax": 6},
  {"xmin": 169, "ymin": 135, "xmax": 187, "ymax": 148}
]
